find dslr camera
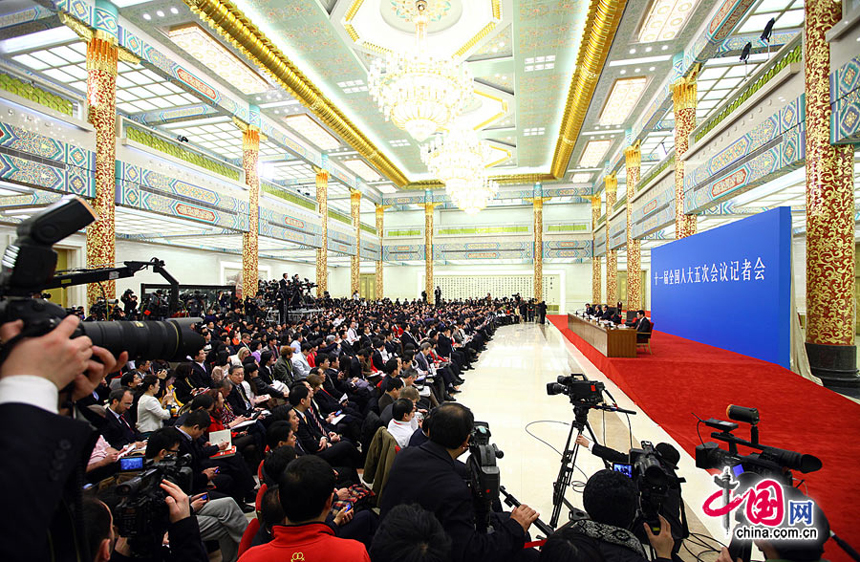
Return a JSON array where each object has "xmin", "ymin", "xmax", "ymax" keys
[
  {"xmin": 115, "ymin": 454, "xmax": 193, "ymax": 555},
  {"xmin": 0, "ymin": 196, "xmax": 204, "ymax": 362}
]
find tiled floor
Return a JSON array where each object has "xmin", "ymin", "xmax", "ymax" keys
[{"xmin": 456, "ymin": 321, "xmax": 726, "ymax": 562}]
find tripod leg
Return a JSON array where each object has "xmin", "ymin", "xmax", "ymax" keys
[{"xmin": 550, "ymin": 423, "xmax": 583, "ymax": 529}]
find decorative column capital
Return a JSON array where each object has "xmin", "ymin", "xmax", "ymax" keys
[
  {"xmin": 423, "ymin": 202, "xmax": 441, "ymax": 213},
  {"xmin": 672, "ymin": 75, "xmax": 698, "ymax": 111},
  {"xmin": 624, "ymin": 143, "xmax": 641, "ymax": 169},
  {"xmin": 375, "ymin": 204, "xmax": 391, "ymax": 216},
  {"xmin": 589, "ymin": 195, "xmax": 602, "ymax": 210},
  {"xmin": 241, "ymin": 128, "xmax": 260, "ymax": 152},
  {"xmin": 604, "ymin": 174, "xmax": 617, "ymax": 194},
  {"xmin": 315, "ymin": 168, "xmax": 329, "ymax": 181},
  {"xmin": 350, "ymin": 189, "xmax": 362, "ymax": 203}
]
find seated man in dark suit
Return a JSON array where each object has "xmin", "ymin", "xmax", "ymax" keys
[
  {"xmin": 176, "ymin": 410, "xmax": 256, "ymax": 509},
  {"xmin": 380, "ymin": 403, "xmax": 539, "ymax": 562},
  {"xmin": 608, "ymin": 309, "xmax": 622, "ymax": 325},
  {"xmin": 632, "ymin": 310, "xmax": 652, "ymax": 342},
  {"xmin": 101, "ymin": 388, "xmax": 144, "ymax": 449},
  {"xmin": 600, "ymin": 306, "xmax": 615, "ymax": 321},
  {"xmin": 288, "ymin": 384, "xmax": 361, "ymax": 469}
]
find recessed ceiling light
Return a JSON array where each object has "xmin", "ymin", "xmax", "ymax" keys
[
  {"xmin": 645, "ymin": 47, "xmax": 652, "ymax": 52},
  {"xmin": 284, "ymin": 114, "xmax": 341, "ymax": 150},
  {"xmin": 170, "ymin": 7, "xmax": 179, "ymax": 14},
  {"xmin": 630, "ymin": 48, "xmax": 637, "ymax": 54},
  {"xmin": 649, "ymin": 66, "xmax": 655, "ymax": 71},
  {"xmin": 168, "ymin": 24, "xmax": 270, "ymax": 94},
  {"xmin": 634, "ymin": 68, "xmax": 641, "ymax": 72},
  {"xmin": 599, "ymin": 76, "xmax": 648, "ymax": 126},
  {"xmin": 639, "ymin": 0, "xmax": 700, "ymax": 43},
  {"xmin": 620, "ymin": 69, "xmax": 627, "ymax": 74},
  {"xmin": 608, "ymin": 55, "xmax": 673, "ymax": 67},
  {"xmin": 662, "ymin": 45, "xmax": 668, "ymax": 50},
  {"xmin": 156, "ymin": 10, "xmax": 165, "ymax": 17},
  {"xmin": 579, "ymin": 140, "xmax": 613, "ymax": 167},
  {"xmin": 142, "ymin": 13, "xmax": 151, "ymax": 20}
]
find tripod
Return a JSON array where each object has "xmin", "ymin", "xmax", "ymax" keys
[{"xmin": 549, "ymin": 403, "xmax": 602, "ymax": 528}]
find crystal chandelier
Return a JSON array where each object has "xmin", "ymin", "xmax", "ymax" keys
[
  {"xmin": 422, "ymin": 123, "xmax": 497, "ymax": 214},
  {"xmin": 368, "ymin": 0, "xmax": 474, "ymax": 142},
  {"xmin": 449, "ymin": 177, "xmax": 499, "ymax": 215}
]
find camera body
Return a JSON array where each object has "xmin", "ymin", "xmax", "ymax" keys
[
  {"xmin": 467, "ymin": 422, "xmax": 504, "ymax": 532},
  {"xmin": 115, "ymin": 455, "xmax": 193, "ymax": 553},
  {"xmin": 546, "ymin": 374, "xmax": 605, "ymax": 405},
  {"xmin": 628, "ymin": 441, "xmax": 676, "ymax": 532},
  {"xmin": 695, "ymin": 410, "xmax": 821, "ymax": 483}
]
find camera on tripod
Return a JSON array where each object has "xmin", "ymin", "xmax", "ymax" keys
[
  {"xmin": 0, "ymin": 196, "xmax": 205, "ymax": 362},
  {"xmin": 546, "ymin": 374, "xmax": 605, "ymax": 405},
  {"xmin": 115, "ymin": 454, "xmax": 193, "ymax": 555},
  {"xmin": 695, "ymin": 405, "xmax": 821, "ymax": 483}
]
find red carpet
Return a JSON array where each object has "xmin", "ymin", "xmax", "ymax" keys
[{"xmin": 548, "ymin": 315, "xmax": 860, "ymax": 562}]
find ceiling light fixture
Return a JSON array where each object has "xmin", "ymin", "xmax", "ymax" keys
[
  {"xmin": 367, "ymin": 0, "xmax": 473, "ymax": 142},
  {"xmin": 598, "ymin": 76, "xmax": 648, "ymax": 125},
  {"xmin": 608, "ymin": 55, "xmax": 672, "ymax": 67},
  {"xmin": 579, "ymin": 139, "xmax": 613, "ymax": 167},
  {"xmin": 168, "ymin": 23, "xmax": 270, "ymax": 95},
  {"xmin": 283, "ymin": 114, "xmax": 341, "ymax": 150},
  {"xmin": 422, "ymin": 123, "xmax": 495, "ymax": 214},
  {"xmin": 343, "ymin": 159, "xmax": 381, "ymax": 182},
  {"xmin": 638, "ymin": 0, "xmax": 700, "ymax": 43}
]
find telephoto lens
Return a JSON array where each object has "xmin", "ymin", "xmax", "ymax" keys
[{"xmin": 77, "ymin": 317, "xmax": 205, "ymax": 361}]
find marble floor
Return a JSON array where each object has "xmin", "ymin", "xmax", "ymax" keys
[{"xmin": 456, "ymin": 321, "xmax": 727, "ymax": 562}]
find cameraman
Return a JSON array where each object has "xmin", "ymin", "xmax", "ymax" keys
[
  {"xmin": 576, "ymin": 435, "xmax": 686, "ymax": 558},
  {"xmin": 540, "ymin": 469, "xmax": 675, "ymax": 562},
  {"xmin": 380, "ymin": 402, "xmax": 540, "ymax": 562},
  {"xmin": 0, "ymin": 315, "xmax": 128, "ymax": 561}
]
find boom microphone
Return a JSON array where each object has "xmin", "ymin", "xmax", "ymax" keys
[{"xmin": 726, "ymin": 405, "xmax": 760, "ymax": 425}]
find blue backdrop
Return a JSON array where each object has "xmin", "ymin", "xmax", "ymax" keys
[{"xmin": 651, "ymin": 207, "xmax": 792, "ymax": 368}]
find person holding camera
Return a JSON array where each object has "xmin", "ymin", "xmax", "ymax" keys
[
  {"xmin": 0, "ymin": 314, "xmax": 128, "ymax": 561},
  {"xmin": 540, "ymin": 469, "xmax": 675, "ymax": 562},
  {"xmin": 380, "ymin": 402, "xmax": 540, "ymax": 562},
  {"xmin": 575, "ymin": 436, "xmax": 686, "ymax": 559},
  {"xmin": 146, "ymin": 428, "xmax": 248, "ymax": 562}
]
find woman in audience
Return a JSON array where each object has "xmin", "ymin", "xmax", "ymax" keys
[{"xmin": 136, "ymin": 374, "xmax": 173, "ymax": 436}]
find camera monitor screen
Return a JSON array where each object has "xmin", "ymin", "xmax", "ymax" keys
[
  {"xmin": 120, "ymin": 457, "xmax": 144, "ymax": 471},
  {"xmin": 612, "ymin": 463, "xmax": 633, "ymax": 478}
]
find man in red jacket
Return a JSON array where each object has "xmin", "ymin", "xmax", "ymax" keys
[{"xmin": 238, "ymin": 455, "xmax": 369, "ymax": 562}]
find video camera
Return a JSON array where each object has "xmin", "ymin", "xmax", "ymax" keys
[
  {"xmin": 0, "ymin": 196, "xmax": 205, "ymax": 362},
  {"xmin": 695, "ymin": 405, "xmax": 821, "ymax": 484},
  {"xmin": 115, "ymin": 454, "xmax": 193, "ymax": 556},
  {"xmin": 546, "ymin": 374, "xmax": 605, "ymax": 405},
  {"xmin": 468, "ymin": 421, "xmax": 504, "ymax": 529},
  {"xmin": 613, "ymin": 440, "xmax": 686, "ymax": 535}
]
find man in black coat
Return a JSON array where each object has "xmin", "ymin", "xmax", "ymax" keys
[
  {"xmin": 0, "ymin": 314, "xmax": 127, "ymax": 562},
  {"xmin": 380, "ymin": 403, "xmax": 539, "ymax": 562}
]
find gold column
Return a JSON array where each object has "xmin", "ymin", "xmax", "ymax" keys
[
  {"xmin": 241, "ymin": 128, "xmax": 260, "ymax": 299},
  {"xmin": 85, "ymin": 37, "xmax": 118, "ymax": 307},
  {"xmin": 350, "ymin": 189, "xmax": 361, "ymax": 297},
  {"xmin": 375, "ymin": 205, "xmax": 388, "ymax": 299},
  {"xmin": 804, "ymin": 0, "xmax": 858, "ymax": 388},
  {"xmin": 672, "ymin": 75, "xmax": 698, "ymax": 239},
  {"xmin": 315, "ymin": 169, "xmax": 328, "ymax": 297},
  {"xmin": 591, "ymin": 195, "xmax": 602, "ymax": 304},
  {"xmin": 424, "ymin": 203, "xmax": 436, "ymax": 304},
  {"xmin": 625, "ymin": 144, "xmax": 642, "ymax": 311},
  {"xmin": 530, "ymin": 197, "xmax": 550, "ymax": 302},
  {"xmin": 605, "ymin": 174, "xmax": 618, "ymax": 305}
]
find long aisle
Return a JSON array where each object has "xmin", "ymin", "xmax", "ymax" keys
[
  {"xmin": 456, "ymin": 322, "xmax": 636, "ymax": 528},
  {"xmin": 455, "ymin": 322, "xmax": 718, "ymax": 560}
]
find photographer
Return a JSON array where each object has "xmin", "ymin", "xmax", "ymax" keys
[
  {"xmin": 380, "ymin": 402, "xmax": 540, "ymax": 562},
  {"xmin": 540, "ymin": 469, "xmax": 675, "ymax": 562},
  {"xmin": 0, "ymin": 314, "xmax": 127, "ymax": 561},
  {"xmin": 105, "ymin": 479, "xmax": 209, "ymax": 562}
]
